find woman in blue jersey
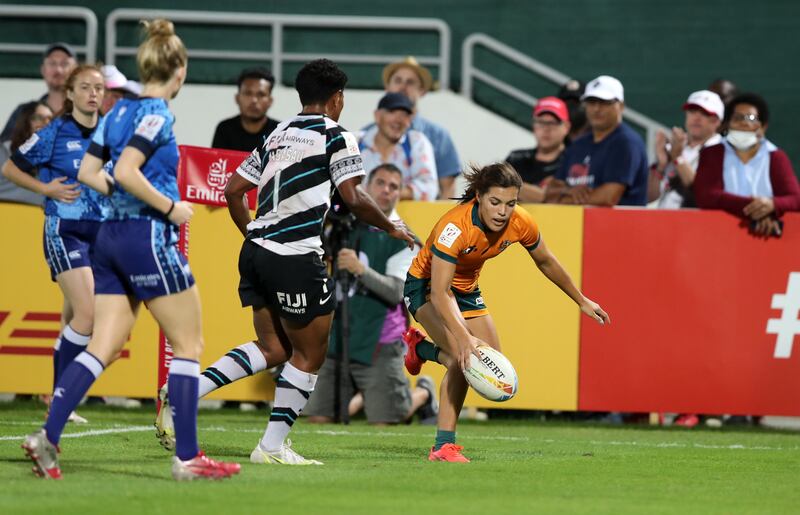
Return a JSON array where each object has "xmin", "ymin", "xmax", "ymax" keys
[
  {"xmin": 2, "ymin": 64, "xmax": 106, "ymax": 423},
  {"xmin": 21, "ymin": 19, "xmax": 240, "ymax": 481}
]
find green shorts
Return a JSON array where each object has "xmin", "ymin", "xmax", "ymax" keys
[{"xmin": 403, "ymin": 274, "xmax": 488, "ymax": 320}]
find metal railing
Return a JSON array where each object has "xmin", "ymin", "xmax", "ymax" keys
[
  {"xmin": 0, "ymin": 5, "xmax": 97, "ymax": 62},
  {"xmin": 462, "ymin": 33, "xmax": 666, "ymax": 160},
  {"xmin": 106, "ymin": 9, "xmax": 451, "ymax": 89}
]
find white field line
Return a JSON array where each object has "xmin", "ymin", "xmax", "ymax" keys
[
  {"xmin": 1, "ymin": 422, "xmax": 798, "ymax": 451},
  {"xmin": 0, "ymin": 425, "xmax": 152, "ymax": 441},
  {"xmin": 203, "ymin": 426, "xmax": 529, "ymax": 442}
]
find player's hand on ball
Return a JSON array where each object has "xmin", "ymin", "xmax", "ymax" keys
[
  {"xmin": 44, "ymin": 177, "xmax": 80, "ymax": 202},
  {"xmin": 168, "ymin": 201, "xmax": 194, "ymax": 225},
  {"xmin": 457, "ymin": 335, "xmax": 484, "ymax": 372},
  {"xmin": 580, "ymin": 298, "xmax": 610, "ymax": 325}
]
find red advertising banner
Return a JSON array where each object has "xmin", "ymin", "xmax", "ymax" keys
[
  {"xmin": 579, "ymin": 209, "xmax": 800, "ymax": 416},
  {"xmin": 178, "ymin": 145, "xmax": 255, "ymax": 209}
]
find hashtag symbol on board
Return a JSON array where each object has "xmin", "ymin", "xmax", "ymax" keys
[{"xmin": 766, "ymin": 272, "xmax": 800, "ymax": 359}]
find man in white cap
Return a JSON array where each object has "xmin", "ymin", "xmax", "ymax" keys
[
  {"xmin": 545, "ymin": 75, "xmax": 648, "ymax": 206},
  {"xmin": 648, "ymin": 90, "xmax": 724, "ymax": 208}
]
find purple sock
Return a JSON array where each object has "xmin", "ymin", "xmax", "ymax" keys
[
  {"xmin": 52, "ymin": 337, "xmax": 61, "ymax": 388},
  {"xmin": 56, "ymin": 325, "xmax": 90, "ymax": 380},
  {"xmin": 44, "ymin": 351, "xmax": 104, "ymax": 445},
  {"xmin": 169, "ymin": 358, "xmax": 200, "ymax": 461}
]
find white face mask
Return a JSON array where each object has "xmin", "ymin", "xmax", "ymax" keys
[{"xmin": 726, "ymin": 129, "xmax": 759, "ymax": 150}]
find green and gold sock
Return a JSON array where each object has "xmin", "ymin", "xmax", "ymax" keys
[
  {"xmin": 434, "ymin": 429, "xmax": 456, "ymax": 451},
  {"xmin": 415, "ymin": 340, "xmax": 441, "ymax": 363}
]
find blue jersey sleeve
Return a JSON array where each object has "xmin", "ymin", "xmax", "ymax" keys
[
  {"xmin": 127, "ymin": 105, "xmax": 174, "ymax": 160},
  {"xmin": 86, "ymin": 114, "xmax": 110, "ymax": 161},
  {"xmin": 10, "ymin": 121, "xmax": 59, "ymax": 173}
]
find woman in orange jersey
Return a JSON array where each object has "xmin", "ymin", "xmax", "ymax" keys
[{"xmin": 402, "ymin": 162, "xmax": 609, "ymax": 462}]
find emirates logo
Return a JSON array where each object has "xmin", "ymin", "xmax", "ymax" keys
[{"xmin": 207, "ymin": 158, "xmax": 231, "ymax": 191}]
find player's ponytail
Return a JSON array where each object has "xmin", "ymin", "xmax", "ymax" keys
[
  {"xmin": 137, "ymin": 18, "xmax": 187, "ymax": 85},
  {"xmin": 458, "ymin": 162, "xmax": 522, "ymax": 204}
]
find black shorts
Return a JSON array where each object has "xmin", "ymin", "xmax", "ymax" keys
[{"xmin": 238, "ymin": 240, "xmax": 336, "ymax": 324}]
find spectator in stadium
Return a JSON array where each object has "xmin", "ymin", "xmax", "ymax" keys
[
  {"xmin": 211, "ymin": 67, "xmax": 280, "ymax": 152},
  {"xmin": 557, "ymin": 79, "xmax": 589, "ymax": 141},
  {"xmin": 545, "ymin": 75, "xmax": 648, "ymax": 206},
  {"xmin": 305, "ymin": 164, "xmax": 438, "ymax": 425},
  {"xmin": 100, "ymin": 65, "xmax": 142, "ymax": 115},
  {"xmin": 708, "ymin": 79, "xmax": 739, "ymax": 134},
  {"xmin": 650, "ymin": 95, "xmax": 724, "ymax": 428},
  {"xmin": 505, "ymin": 96, "xmax": 571, "ymax": 202},
  {"xmin": 1, "ymin": 43, "xmax": 77, "ymax": 140},
  {"xmin": 708, "ymin": 78, "xmax": 739, "ymax": 106},
  {"xmin": 358, "ymin": 92, "xmax": 438, "ymax": 201},
  {"xmin": 648, "ymin": 90, "xmax": 724, "ymax": 208},
  {"xmin": 379, "ymin": 56, "xmax": 461, "ymax": 199},
  {"xmin": 0, "ymin": 101, "xmax": 52, "ymax": 205},
  {"xmin": 694, "ymin": 93, "xmax": 800, "ymax": 237}
]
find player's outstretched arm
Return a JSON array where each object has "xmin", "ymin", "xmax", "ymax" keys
[
  {"xmin": 529, "ymin": 238, "xmax": 610, "ymax": 325},
  {"xmin": 337, "ymin": 176, "xmax": 415, "ymax": 248},
  {"xmin": 115, "ymin": 146, "xmax": 193, "ymax": 225},
  {"xmin": 223, "ymin": 172, "xmax": 255, "ymax": 237},
  {"xmin": 77, "ymin": 153, "xmax": 114, "ymax": 196}
]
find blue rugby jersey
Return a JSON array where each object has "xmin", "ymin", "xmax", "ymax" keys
[
  {"xmin": 87, "ymin": 97, "xmax": 179, "ymax": 220},
  {"xmin": 11, "ymin": 114, "xmax": 108, "ymax": 221}
]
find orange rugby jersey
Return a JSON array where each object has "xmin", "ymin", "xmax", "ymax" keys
[{"xmin": 408, "ymin": 199, "xmax": 541, "ymax": 293}]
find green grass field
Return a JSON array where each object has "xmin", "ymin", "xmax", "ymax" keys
[{"xmin": 1, "ymin": 401, "xmax": 798, "ymax": 515}]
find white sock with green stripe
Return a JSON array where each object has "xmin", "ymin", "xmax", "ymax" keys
[
  {"xmin": 198, "ymin": 342, "xmax": 267, "ymax": 397},
  {"xmin": 259, "ymin": 363, "xmax": 317, "ymax": 452}
]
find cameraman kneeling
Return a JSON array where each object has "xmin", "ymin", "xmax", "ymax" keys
[{"xmin": 305, "ymin": 164, "xmax": 438, "ymax": 425}]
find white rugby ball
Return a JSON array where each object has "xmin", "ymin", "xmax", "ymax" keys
[{"xmin": 464, "ymin": 346, "xmax": 518, "ymax": 402}]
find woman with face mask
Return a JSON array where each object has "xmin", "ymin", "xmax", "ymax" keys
[{"xmin": 694, "ymin": 93, "xmax": 800, "ymax": 237}]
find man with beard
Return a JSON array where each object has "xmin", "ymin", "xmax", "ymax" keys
[{"xmin": 212, "ymin": 67, "xmax": 280, "ymax": 152}]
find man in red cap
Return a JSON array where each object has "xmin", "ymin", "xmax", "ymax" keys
[{"xmin": 504, "ymin": 96, "xmax": 571, "ymax": 202}]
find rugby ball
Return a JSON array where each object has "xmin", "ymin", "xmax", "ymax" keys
[{"xmin": 464, "ymin": 346, "xmax": 518, "ymax": 402}]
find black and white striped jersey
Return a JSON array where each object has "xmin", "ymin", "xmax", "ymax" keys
[{"xmin": 236, "ymin": 114, "xmax": 365, "ymax": 256}]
